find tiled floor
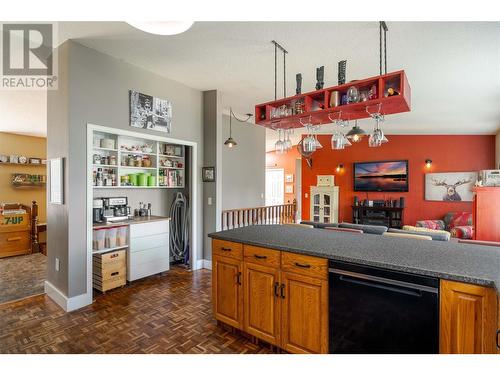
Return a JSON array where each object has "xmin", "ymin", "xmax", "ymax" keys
[
  {"xmin": 0, "ymin": 266, "xmax": 271, "ymax": 354},
  {"xmin": 0, "ymin": 253, "xmax": 46, "ymax": 304}
]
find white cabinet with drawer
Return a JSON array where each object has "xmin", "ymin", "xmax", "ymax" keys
[{"xmin": 128, "ymin": 219, "xmax": 170, "ymax": 282}]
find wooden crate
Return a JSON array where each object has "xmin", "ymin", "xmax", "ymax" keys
[
  {"xmin": 93, "ymin": 249, "xmax": 126, "ymax": 292},
  {"xmin": 0, "ymin": 213, "xmax": 31, "ymax": 258}
]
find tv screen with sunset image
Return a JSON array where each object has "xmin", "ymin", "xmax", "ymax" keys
[{"xmin": 354, "ymin": 160, "xmax": 409, "ymax": 192}]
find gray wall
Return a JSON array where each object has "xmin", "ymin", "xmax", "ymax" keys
[
  {"xmin": 47, "ymin": 41, "xmax": 204, "ymax": 298},
  {"xmin": 221, "ymin": 114, "xmax": 265, "ymax": 210},
  {"xmin": 46, "ymin": 42, "xmax": 70, "ymax": 295},
  {"xmin": 202, "ymin": 91, "xmax": 221, "ymax": 262}
]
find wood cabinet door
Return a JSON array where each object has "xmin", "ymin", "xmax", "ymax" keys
[
  {"xmin": 212, "ymin": 255, "xmax": 243, "ymax": 329},
  {"xmin": 440, "ymin": 280, "xmax": 497, "ymax": 354},
  {"xmin": 281, "ymin": 271, "xmax": 328, "ymax": 354},
  {"xmin": 243, "ymin": 262, "xmax": 281, "ymax": 345}
]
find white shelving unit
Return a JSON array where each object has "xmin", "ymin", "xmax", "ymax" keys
[{"xmin": 91, "ymin": 129, "xmax": 185, "ymax": 189}]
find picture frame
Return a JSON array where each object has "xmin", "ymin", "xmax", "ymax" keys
[
  {"xmin": 202, "ymin": 167, "xmax": 215, "ymax": 182},
  {"xmin": 285, "ymin": 184, "xmax": 294, "ymax": 194},
  {"xmin": 129, "ymin": 90, "xmax": 172, "ymax": 133},
  {"xmin": 49, "ymin": 158, "xmax": 64, "ymax": 205},
  {"xmin": 425, "ymin": 172, "xmax": 478, "ymax": 202},
  {"xmin": 285, "ymin": 174, "xmax": 294, "ymax": 183}
]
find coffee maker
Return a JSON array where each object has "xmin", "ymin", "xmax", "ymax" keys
[
  {"xmin": 102, "ymin": 197, "xmax": 131, "ymax": 223},
  {"xmin": 93, "ymin": 198, "xmax": 104, "ymax": 223}
]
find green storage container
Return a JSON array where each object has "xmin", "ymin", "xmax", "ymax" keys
[
  {"xmin": 137, "ymin": 173, "xmax": 148, "ymax": 186},
  {"xmin": 129, "ymin": 173, "xmax": 138, "ymax": 186},
  {"xmin": 147, "ymin": 175, "xmax": 156, "ymax": 187}
]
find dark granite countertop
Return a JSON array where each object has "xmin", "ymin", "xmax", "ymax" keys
[{"xmin": 208, "ymin": 225, "xmax": 500, "ymax": 292}]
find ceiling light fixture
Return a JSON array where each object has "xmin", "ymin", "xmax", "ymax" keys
[
  {"xmin": 225, "ymin": 108, "xmax": 253, "ymax": 148},
  {"xmin": 425, "ymin": 159, "xmax": 433, "ymax": 169},
  {"xmin": 346, "ymin": 120, "xmax": 366, "ymax": 143},
  {"xmin": 127, "ymin": 21, "xmax": 194, "ymax": 36}
]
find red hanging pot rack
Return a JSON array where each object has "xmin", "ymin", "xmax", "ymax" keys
[{"xmin": 255, "ymin": 70, "xmax": 411, "ymax": 129}]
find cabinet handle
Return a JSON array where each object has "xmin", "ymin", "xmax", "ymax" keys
[
  {"xmin": 496, "ymin": 330, "xmax": 500, "ymax": 349},
  {"xmin": 294, "ymin": 262, "xmax": 311, "ymax": 269},
  {"xmin": 221, "ymin": 247, "xmax": 232, "ymax": 252},
  {"xmin": 254, "ymin": 254, "xmax": 267, "ymax": 260},
  {"xmin": 111, "ymin": 271, "xmax": 119, "ymax": 276},
  {"xmin": 280, "ymin": 283, "xmax": 285, "ymax": 299},
  {"xmin": 7, "ymin": 237, "xmax": 22, "ymax": 242},
  {"xmin": 236, "ymin": 271, "xmax": 242, "ymax": 285},
  {"xmin": 273, "ymin": 282, "xmax": 280, "ymax": 297}
]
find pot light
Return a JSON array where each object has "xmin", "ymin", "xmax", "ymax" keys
[{"xmin": 127, "ymin": 21, "xmax": 194, "ymax": 36}]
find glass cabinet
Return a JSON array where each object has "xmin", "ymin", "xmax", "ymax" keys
[{"xmin": 310, "ymin": 186, "xmax": 339, "ymax": 223}]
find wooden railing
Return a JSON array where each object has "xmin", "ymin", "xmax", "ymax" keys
[{"xmin": 221, "ymin": 201, "xmax": 297, "ymax": 231}]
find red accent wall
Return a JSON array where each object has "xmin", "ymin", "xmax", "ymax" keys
[{"xmin": 301, "ymin": 135, "xmax": 496, "ymax": 225}]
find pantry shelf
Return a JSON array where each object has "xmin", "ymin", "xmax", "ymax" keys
[{"xmin": 93, "ymin": 147, "xmax": 118, "ymax": 152}]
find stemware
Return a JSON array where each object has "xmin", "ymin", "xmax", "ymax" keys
[{"xmin": 275, "ymin": 129, "xmax": 284, "ymax": 153}]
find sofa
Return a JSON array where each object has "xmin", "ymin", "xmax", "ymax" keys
[
  {"xmin": 416, "ymin": 212, "xmax": 473, "ymax": 239},
  {"xmin": 300, "ymin": 221, "xmax": 451, "ymax": 241}
]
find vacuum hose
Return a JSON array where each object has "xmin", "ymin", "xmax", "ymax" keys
[{"xmin": 169, "ymin": 192, "xmax": 189, "ymax": 265}]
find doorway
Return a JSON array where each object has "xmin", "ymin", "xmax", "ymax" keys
[{"xmin": 266, "ymin": 168, "xmax": 284, "ymax": 206}]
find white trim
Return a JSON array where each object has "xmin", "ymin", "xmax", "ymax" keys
[
  {"xmin": 197, "ymin": 259, "xmax": 212, "ymax": 270},
  {"xmin": 86, "ymin": 123, "xmax": 201, "ymax": 308},
  {"xmin": 44, "ymin": 281, "xmax": 92, "ymax": 312}
]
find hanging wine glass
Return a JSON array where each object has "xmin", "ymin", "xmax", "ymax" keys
[
  {"xmin": 302, "ymin": 124, "xmax": 317, "ymax": 153},
  {"xmin": 275, "ymin": 128, "xmax": 284, "ymax": 154},
  {"xmin": 313, "ymin": 125, "xmax": 323, "ymax": 149},
  {"xmin": 284, "ymin": 129, "xmax": 293, "ymax": 151},
  {"xmin": 329, "ymin": 112, "xmax": 352, "ymax": 150}
]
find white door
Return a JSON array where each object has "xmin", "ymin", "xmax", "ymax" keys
[{"xmin": 266, "ymin": 168, "xmax": 284, "ymax": 206}]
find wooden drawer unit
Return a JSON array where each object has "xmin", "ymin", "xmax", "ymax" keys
[
  {"xmin": 93, "ymin": 249, "xmax": 126, "ymax": 292},
  {"xmin": 0, "ymin": 230, "xmax": 31, "ymax": 258},
  {"xmin": 212, "ymin": 239, "xmax": 243, "ymax": 260},
  {"xmin": 244, "ymin": 245, "xmax": 280, "ymax": 268},
  {"xmin": 281, "ymin": 252, "xmax": 328, "ymax": 280}
]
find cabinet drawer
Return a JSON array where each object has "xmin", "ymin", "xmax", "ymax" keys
[
  {"xmin": 281, "ymin": 252, "xmax": 327, "ymax": 280},
  {"xmin": 244, "ymin": 245, "xmax": 280, "ymax": 268},
  {"xmin": 130, "ymin": 233, "xmax": 168, "ymax": 253},
  {"xmin": 0, "ymin": 231, "xmax": 30, "ymax": 257},
  {"xmin": 128, "ymin": 257, "xmax": 170, "ymax": 281},
  {"xmin": 93, "ymin": 271, "xmax": 126, "ymax": 292},
  {"xmin": 130, "ymin": 220, "xmax": 169, "ymax": 238},
  {"xmin": 93, "ymin": 249, "xmax": 126, "ymax": 267},
  {"xmin": 129, "ymin": 245, "xmax": 169, "ymax": 266},
  {"xmin": 212, "ymin": 239, "xmax": 242, "ymax": 260}
]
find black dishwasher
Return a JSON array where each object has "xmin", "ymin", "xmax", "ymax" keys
[{"xmin": 329, "ymin": 260, "xmax": 439, "ymax": 354}]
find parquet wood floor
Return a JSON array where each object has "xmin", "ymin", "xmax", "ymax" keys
[{"xmin": 0, "ymin": 267, "xmax": 271, "ymax": 354}]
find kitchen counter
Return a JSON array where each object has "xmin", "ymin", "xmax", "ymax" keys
[
  {"xmin": 208, "ymin": 225, "xmax": 500, "ymax": 291},
  {"xmin": 93, "ymin": 215, "xmax": 170, "ymax": 229}
]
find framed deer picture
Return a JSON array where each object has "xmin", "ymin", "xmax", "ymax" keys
[{"xmin": 425, "ymin": 172, "xmax": 478, "ymax": 202}]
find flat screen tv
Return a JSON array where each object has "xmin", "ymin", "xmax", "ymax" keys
[{"xmin": 353, "ymin": 160, "xmax": 409, "ymax": 192}]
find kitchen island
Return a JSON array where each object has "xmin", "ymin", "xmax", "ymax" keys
[{"xmin": 208, "ymin": 225, "xmax": 500, "ymax": 354}]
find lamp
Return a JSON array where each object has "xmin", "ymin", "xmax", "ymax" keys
[
  {"xmin": 346, "ymin": 120, "xmax": 366, "ymax": 143},
  {"xmin": 225, "ymin": 107, "xmax": 253, "ymax": 148},
  {"xmin": 336, "ymin": 164, "xmax": 344, "ymax": 173},
  {"xmin": 425, "ymin": 159, "xmax": 433, "ymax": 169},
  {"xmin": 127, "ymin": 21, "xmax": 194, "ymax": 36}
]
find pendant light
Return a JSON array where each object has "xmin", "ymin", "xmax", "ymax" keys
[
  {"xmin": 346, "ymin": 120, "xmax": 366, "ymax": 143},
  {"xmin": 224, "ymin": 107, "xmax": 253, "ymax": 148}
]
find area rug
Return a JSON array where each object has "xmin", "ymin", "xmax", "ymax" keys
[{"xmin": 0, "ymin": 253, "xmax": 46, "ymax": 304}]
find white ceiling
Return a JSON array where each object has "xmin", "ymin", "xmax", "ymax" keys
[{"xmin": 1, "ymin": 21, "xmax": 499, "ymax": 143}]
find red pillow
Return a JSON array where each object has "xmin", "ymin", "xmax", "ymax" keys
[{"xmin": 449, "ymin": 212, "xmax": 472, "ymax": 230}]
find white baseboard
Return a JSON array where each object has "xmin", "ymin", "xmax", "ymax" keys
[
  {"xmin": 44, "ymin": 281, "xmax": 92, "ymax": 312},
  {"xmin": 197, "ymin": 259, "xmax": 212, "ymax": 270}
]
